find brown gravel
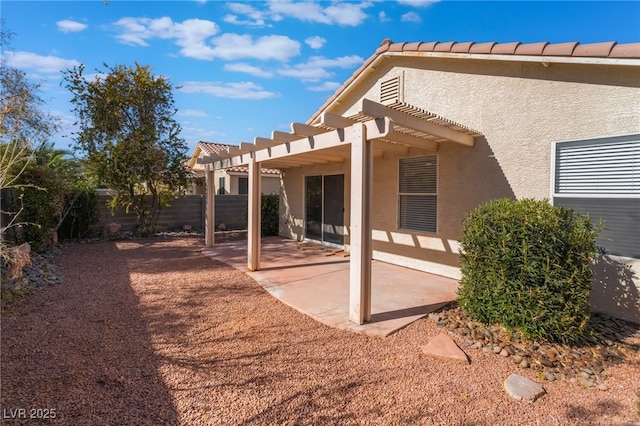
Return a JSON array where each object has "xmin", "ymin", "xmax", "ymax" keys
[{"xmin": 1, "ymin": 237, "xmax": 639, "ymax": 425}]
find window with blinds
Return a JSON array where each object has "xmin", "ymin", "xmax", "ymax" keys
[
  {"xmin": 553, "ymin": 134, "xmax": 639, "ymax": 258},
  {"xmin": 398, "ymin": 156, "xmax": 437, "ymax": 233}
]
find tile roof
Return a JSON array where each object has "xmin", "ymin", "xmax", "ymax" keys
[
  {"xmin": 225, "ymin": 166, "xmax": 281, "ymax": 175},
  {"xmin": 193, "ymin": 142, "xmax": 280, "ymax": 175},
  {"xmin": 197, "ymin": 141, "xmax": 236, "ymax": 156},
  {"xmin": 373, "ymin": 39, "xmax": 640, "ymax": 58},
  {"xmin": 310, "ymin": 39, "xmax": 640, "ymax": 124}
]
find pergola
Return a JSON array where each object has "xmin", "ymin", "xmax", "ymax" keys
[{"xmin": 198, "ymin": 98, "xmax": 481, "ymax": 325}]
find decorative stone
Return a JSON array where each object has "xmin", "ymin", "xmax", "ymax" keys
[
  {"xmin": 8, "ymin": 243, "xmax": 32, "ymax": 279},
  {"xmin": 428, "ymin": 313, "xmax": 441, "ymax": 324},
  {"xmin": 500, "ymin": 348, "xmax": 510, "ymax": 357},
  {"xmin": 105, "ymin": 222, "xmax": 122, "ymax": 234},
  {"xmin": 504, "ymin": 374, "xmax": 546, "ymax": 403},
  {"xmin": 421, "ymin": 334, "xmax": 470, "ymax": 365}
]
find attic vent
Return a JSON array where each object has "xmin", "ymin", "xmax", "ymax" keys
[{"xmin": 380, "ymin": 75, "xmax": 403, "ymax": 105}]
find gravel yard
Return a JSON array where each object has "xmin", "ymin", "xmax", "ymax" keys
[{"xmin": 1, "ymin": 237, "xmax": 639, "ymax": 425}]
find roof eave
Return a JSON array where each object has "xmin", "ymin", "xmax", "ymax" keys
[{"xmin": 308, "ymin": 49, "xmax": 640, "ymax": 126}]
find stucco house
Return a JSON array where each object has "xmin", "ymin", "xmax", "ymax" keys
[
  {"xmin": 187, "ymin": 142, "xmax": 281, "ymax": 195},
  {"xmin": 199, "ymin": 39, "xmax": 640, "ymax": 325}
]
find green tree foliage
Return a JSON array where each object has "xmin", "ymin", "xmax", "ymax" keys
[
  {"xmin": 12, "ymin": 142, "xmax": 97, "ymax": 246},
  {"xmin": 457, "ymin": 198, "xmax": 599, "ymax": 344},
  {"xmin": 63, "ymin": 63, "xmax": 188, "ymax": 235},
  {"xmin": 261, "ymin": 194, "xmax": 279, "ymax": 236},
  {"xmin": 1, "ymin": 28, "xmax": 59, "ymax": 257}
]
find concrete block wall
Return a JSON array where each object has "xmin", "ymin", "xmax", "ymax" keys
[{"xmin": 96, "ymin": 194, "xmax": 249, "ymax": 232}]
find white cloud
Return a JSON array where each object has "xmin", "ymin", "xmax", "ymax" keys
[
  {"xmin": 401, "ymin": 11, "xmax": 422, "ymax": 23},
  {"xmin": 179, "ymin": 81, "xmax": 278, "ymax": 100},
  {"xmin": 224, "ymin": 3, "xmax": 269, "ymax": 26},
  {"xmin": 305, "ymin": 36, "xmax": 326, "ymax": 49},
  {"xmin": 177, "ymin": 109, "xmax": 208, "ymax": 117},
  {"xmin": 113, "ymin": 17, "xmax": 219, "ymax": 60},
  {"xmin": 396, "ymin": 0, "xmax": 440, "ymax": 6},
  {"xmin": 268, "ymin": 0, "xmax": 372, "ymax": 26},
  {"xmin": 278, "ymin": 55, "xmax": 362, "ymax": 82},
  {"xmin": 379, "ymin": 11, "xmax": 391, "ymax": 22},
  {"xmin": 307, "ymin": 81, "xmax": 342, "ymax": 92},
  {"xmin": 224, "ymin": 63, "xmax": 274, "ymax": 78},
  {"xmin": 57, "ymin": 19, "xmax": 88, "ymax": 33},
  {"xmin": 2, "ymin": 51, "xmax": 80, "ymax": 74},
  {"xmin": 210, "ymin": 33, "xmax": 300, "ymax": 61},
  {"xmin": 278, "ymin": 67, "xmax": 331, "ymax": 81}
]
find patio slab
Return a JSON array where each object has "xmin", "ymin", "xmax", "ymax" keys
[{"xmin": 202, "ymin": 236, "xmax": 459, "ymax": 337}]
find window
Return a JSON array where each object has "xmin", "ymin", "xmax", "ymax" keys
[
  {"xmin": 552, "ymin": 134, "xmax": 639, "ymax": 258},
  {"xmin": 218, "ymin": 177, "xmax": 226, "ymax": 195},
  {"xmin": 238, "ymin": 177, "xmax": 248, "ymax": 195},
  {"xmin": 398, "ymin": 156, "xmax": 437, "ymax": 233}
]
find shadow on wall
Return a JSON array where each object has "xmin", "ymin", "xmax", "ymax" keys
[
  {"xmin": 370, "ymin": 135, "xmax": 517, "ymax": 271},
  {"xmin": 590, "ymin": 255, "xmax": 640, "ymax": 324},
  {"xmin": 448, "ymin": 135, "xmax": 517, "ymax": 222}
]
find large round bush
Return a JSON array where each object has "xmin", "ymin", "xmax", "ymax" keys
[{"xmin": 457, "ymin": 198, "xmax": 599, "ymax": 343}]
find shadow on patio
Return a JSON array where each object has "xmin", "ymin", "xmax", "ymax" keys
[{"xmin": 202, "ymin": 236, "xmax": 459, "ymax": 337}]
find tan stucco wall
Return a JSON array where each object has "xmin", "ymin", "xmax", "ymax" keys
[
  {"xmin": 280, "ymin": 162, "xmax": 350, "ymax": 243},
  {"xmin": 279, "ymin": 56, "xmax": 640, "ymax": 321},
  {"xmin": 258, "ymin": 175, "xmax": 281, "ymax": 195}
]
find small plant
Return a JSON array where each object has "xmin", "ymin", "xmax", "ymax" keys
[
  {"xmin": 457, "ymin": 198, "xmax": 600, "ymax": 344},
  {"xmin": 261, "ymin": 194, "xmax": 279, "ymax": 236}
]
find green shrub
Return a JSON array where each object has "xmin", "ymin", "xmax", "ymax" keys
[
  {"xmin": 58, "ymin": 184, "xmax": 99, "ymax": 240},
  {"xmin": 457, "ymin": 198, "xmax": 599, "ymax": 344},
  {"xmin": 261, "ymin": 194, "xmax": 279, "ymax": 236}
]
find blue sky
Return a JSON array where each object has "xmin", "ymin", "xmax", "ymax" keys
[{"xmin": 2, "ymin": 1, "xmax": 640, "ymax": 155}]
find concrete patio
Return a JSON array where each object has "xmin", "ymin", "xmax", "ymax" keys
[{"xmin": 202, "ymin": 236, "xmax": 459, "ymax": 337}]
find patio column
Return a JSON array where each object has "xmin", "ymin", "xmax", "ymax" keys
[
  {"xmin": 247, "ymin": 156, "xmax": 262, "ymax": 271},
  {"xmin": 204, "ymin": 165, "xmax": 215, "ymax": 247},
  {"xmin": 349, "ymin": 122, "xmax": 372, "ymax": 324}
]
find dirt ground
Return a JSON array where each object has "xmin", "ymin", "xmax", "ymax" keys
[{"xmin": 1, "ymin": 237, "xmax": 639, "ymax": 425}]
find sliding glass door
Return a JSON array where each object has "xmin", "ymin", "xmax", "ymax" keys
[{"xmin": 305, "ymin": 174, "xmax": 344, "ymax": 246}]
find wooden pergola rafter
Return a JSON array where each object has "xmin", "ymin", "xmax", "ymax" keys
[{"xmin": 197, "ymin": 98, "xmax": 481, "ymax": 325}]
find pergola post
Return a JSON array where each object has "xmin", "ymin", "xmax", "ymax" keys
[
  {"xmin": 349, "ymin": 122, "xmax": 372, "ymax": 324},
  {"xmin": 204, "ymin": 165, "xmax": 216, "ymax": 247},
  {"xmin": 247, "ymin": 157, "xmax": 262, "ymax": 271}
]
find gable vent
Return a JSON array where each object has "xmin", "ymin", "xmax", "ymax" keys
[{"xmin": 380, "ymin": 75, "xmax": 403, "ymax": 105}]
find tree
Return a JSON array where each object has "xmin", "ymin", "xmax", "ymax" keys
[
  {"xmin": 63, "ymin": 63, "xmax": 188, "ymax": 235},
  {"xmin": 1, "ymin": 28, "xmax": 59, "ymax": 259}
]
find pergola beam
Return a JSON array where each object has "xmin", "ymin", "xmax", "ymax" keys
[
  {"xmin": 359, "ymin": 98, "xmax": 475, "ymax": 147},
  {"xmin": 272, "ymin": 130, "xmax": 300, "ymax": 143},
  {"xmin": 320, "ymin": 112, "xmax": 356, "ymax": 129},
  {"xmin": 254, "ymin": 137, "xmax": 280, "ymax": 148},
  {"xmin": 291, "ymin": 122, "xmax": 327, "ymax": 136},
  {"xmin": 254, "ymin": 128, "xmax": 348, "ymax": 163}
]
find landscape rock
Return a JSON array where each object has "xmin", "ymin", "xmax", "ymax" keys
[
  {"xmin": 504, "ymin": 374, "xmax": 546, "ymax": 403},
  {"xmin": 105, "ymin": 223, "xmax": 122, "ymax": 234},
  {"xmin": 421, "ymin": 334, "xmax": 470, "ymax": 365},
  {"xmin": 8, "ymin": 243, "xmax": 32, "ymax": 279}
]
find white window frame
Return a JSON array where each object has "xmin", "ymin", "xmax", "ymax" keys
[
  {"xmin": 550, "ymin": 133, "xmax": 640, "ymax": 258},
  {"xmin": 397, "ymin": 155, "xmax": 438, "ymax": 234},
  {"xmin": 550, "ymin": 133, "xmax": 640, "ymax": 201}
]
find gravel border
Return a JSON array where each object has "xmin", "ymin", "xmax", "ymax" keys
[{"xmin": 1, "ymin": 237, "xmax": 639, "ymax": 425}]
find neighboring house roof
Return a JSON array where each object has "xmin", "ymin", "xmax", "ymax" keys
[
  {"xmin": 188, "ymin": 141, "xmax": 280, "ymax": 175},
  {"xmin": 309, "ymin": 39, "xmax": 640, "ymax": 124},
  {"xmin": 225, "ymin": 166, "xmax": 281, "ymax": 176}
]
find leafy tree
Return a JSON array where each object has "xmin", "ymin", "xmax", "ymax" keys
[
  {"xmin": 63, "ymin": 63, "xmax": 188, "ymax": 235},
  {"xmin": 13, "ymin": 142, "xmax": 97, "ymax": 247},
  {"xmin": 1, "ymin": 28, "xmax": 59, "ymax": 258}
]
